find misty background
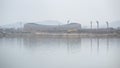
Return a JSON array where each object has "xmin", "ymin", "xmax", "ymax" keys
[{"xmin": 0, "ymin": 0, "xmax": 120, "ymax": 28}]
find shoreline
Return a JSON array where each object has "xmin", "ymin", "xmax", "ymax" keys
[{"xmin": 1, "ymin": 33, "xmax": 120, "ymax": 38}]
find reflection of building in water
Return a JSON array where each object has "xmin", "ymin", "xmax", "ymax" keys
[
  {"xmin": 22, "ymin": 36, "xmax": 111, "ymax": 55},
  {"xmin": 66, "ymin": 37, "xmax": 81, "ymax": 54},
  {"xmin": 90, "ymin": 37, "xmax": 110, "ymax": 54},
  {"xmin": 23, "ymin": 37, "xmax": 81, "ymax": 52},
  {"xmin": 106, "ymin": 36, "xmax": 109, "ymax": 53},
  {"xmin": 90, "ymin": 37, "xmax": 93, "ymax": 53},
  {"xmin": 23, "ymin": 37, "xmax": 41, "ymax": 49},
  {"xmin": 97, "ymin": 37, "xmax": 99, "ymax": 54}
]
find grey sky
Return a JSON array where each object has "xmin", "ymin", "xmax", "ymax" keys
[{"xmin": 0, "ymin": 0, "xmax": 120, "ymax": 26}]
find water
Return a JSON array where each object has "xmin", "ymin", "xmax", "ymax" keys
[{"xmin": 0, "ymin": 37, "xmax": 120, "ymax": 68}]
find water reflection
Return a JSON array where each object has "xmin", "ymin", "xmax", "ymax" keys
[
  {"xmin": 66, "ymin": 37, "xmax": 81, "ymax": 54},
  {"xmin": 97, "ymin": 37, "xmax": 99, "ymax": 54},
  {"xmin": 22, "ymin": 36, "xmax": 112, "ymax": 54},
  {"xmin": 90, "ymin": 37, "xmax": 93, "ymax": 53},
  {"xmin": 23, "ymin": 37, "xmax": 82, "ymax": 54},
  {"xmin": 106, "ymin": 36, "xmax": 109, "ymax": 53},
  {"xmin": 0, "ymin": 37, "xmax": 120, "ymax": 68}
]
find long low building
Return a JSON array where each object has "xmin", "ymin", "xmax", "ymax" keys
[
  {"xmin": 23, "ymin": 23, "xmax": 119, "ymax": 34},
  {"xmin": 23, "ymin": 23, "xmax": 81, "ymax": 33}
]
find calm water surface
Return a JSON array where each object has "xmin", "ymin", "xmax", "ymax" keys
[{"xmin": 0, "ymin": 37, "xmax": 120, "ymax": 68}]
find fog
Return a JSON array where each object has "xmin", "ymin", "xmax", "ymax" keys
[{"xmin": 0, "ymin": 0, "xmax": 120, "ymax": 26}]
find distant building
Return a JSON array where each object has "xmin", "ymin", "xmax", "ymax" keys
[{"xmin": 23, "ymin": 23, "xmax": 81, "ymax": 33}]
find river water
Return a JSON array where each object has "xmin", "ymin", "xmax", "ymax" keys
[{"xmin": 0, "ymin": 37, "xmax": 120, "ymax": 68}]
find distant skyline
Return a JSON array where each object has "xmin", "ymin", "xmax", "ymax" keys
[{"xmin": 0, "ymin": 0, "xmax": 120, "ymax": 26}]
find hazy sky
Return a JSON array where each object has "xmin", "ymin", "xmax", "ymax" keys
[{"xmin": 0, "ymin": 0, "xmax": 120, "ymax": 26}]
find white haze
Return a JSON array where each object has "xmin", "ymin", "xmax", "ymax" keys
[{"xmin": 0, "ymin": 0, "xmax": 120, "ymax": 27}]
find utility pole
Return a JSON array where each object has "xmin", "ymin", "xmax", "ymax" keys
[
  {"xmin": 19, "ymin": 22, "xmax": 23, "ymax": 32},
  {"xmin": 67, "ymin": 20, "xmax": 70, "ymax": 24},
  {"xmin": 106, "ymin": 21, "xmax": 109, "ymax": 29},
  {"xmin": 106, "ymin": 21, "xmax": 109, "ymax": 34},
  {"xmin": 90, "ymin": 21, "xmax": 92, "ymax": 29},
  {"xmin": 96, "ymin": 21, "xmax": 99, "ymax": 29},
  {"xmin": 90, "ymin": 21, "xmax": 93, "ymax": 34}
]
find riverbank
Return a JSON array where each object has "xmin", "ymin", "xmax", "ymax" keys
[{"xmin": 2, "ymin": 32, "xmax": 120, "ymax": 38}]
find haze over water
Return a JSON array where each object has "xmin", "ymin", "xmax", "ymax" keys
[
  {"xmin": 1, "ymin": 0, "xmax": 120, "ymax": 68},
  {"xmin": 0, "ymin": 37, "xmax": 120, "ymax": 68}
]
